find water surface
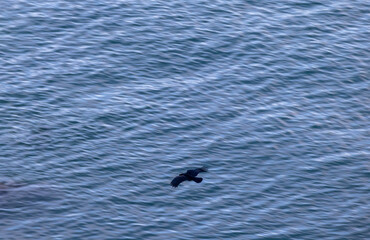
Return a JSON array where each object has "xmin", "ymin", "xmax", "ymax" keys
[{"xmin": 0, "ymin": 0, "xmax": 369, "ymax": 239}]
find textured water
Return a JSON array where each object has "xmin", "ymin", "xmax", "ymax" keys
[{"xmin": 1, "ymin": 0, "xmax": 369, "ymax": 239}]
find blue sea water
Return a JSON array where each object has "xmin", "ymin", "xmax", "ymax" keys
[{"xmin": 0, "ymin": 0, "xmax": 369, "ymax": 239}]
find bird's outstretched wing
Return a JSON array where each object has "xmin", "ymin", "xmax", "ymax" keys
[
  {"xmin": 171, "ymin": 175, "xmax": 188, "ymax": 188},
  {"xmin": 186, "ymin": 167, "xmax": 208, "ymax": 177}
]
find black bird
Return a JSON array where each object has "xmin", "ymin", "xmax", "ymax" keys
[{"xmin": 171, "ymin": 167, "xmax": 208, "ymax": 188}]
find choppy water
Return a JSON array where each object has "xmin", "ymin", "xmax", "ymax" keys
[{"xmin": 1, "ymin": 0, "xmax": 369, "ymax": 239}]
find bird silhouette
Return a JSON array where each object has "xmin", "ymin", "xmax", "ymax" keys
[{"xmin": 171, "ymin": 167, "xmax": 208, "ymax": 188}]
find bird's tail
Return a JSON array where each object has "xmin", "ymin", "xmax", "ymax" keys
[{"xmin": 193, "ymin": 177, "xmax": 203, "ymax": 183}]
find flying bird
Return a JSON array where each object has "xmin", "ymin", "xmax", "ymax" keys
[{"xmin": 171, "ymin": 167, "xmax": 208, "ymax": 188}]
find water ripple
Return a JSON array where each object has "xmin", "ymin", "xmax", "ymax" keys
[{"xmin": 1, "ymin": 0, "xmax": 369, "ymax": 239}]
